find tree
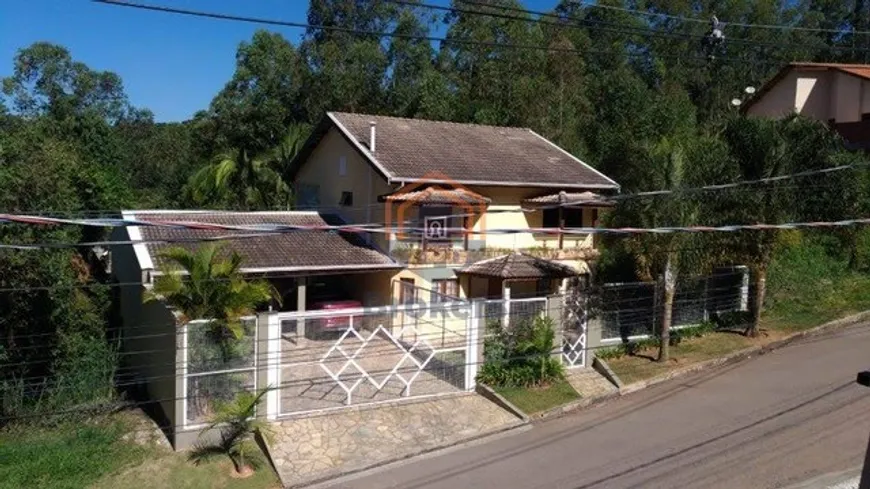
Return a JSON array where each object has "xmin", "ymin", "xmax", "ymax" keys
[
  {"xmin": 189, "ymin": 388, "xmax": 273, "ymax": 477},
  {"xmin": 184, "ymin": 124, "xmax": 306, "ymax": 210},
  {"xmin": 718, "ymin": 116, "xmax": 794, "ymax": 337},
  {"xmin": 607, "ymin": 136, "xmax": 701, "ymax": 362},
  {"xmin": 204, "ymin": 31, "xmax": 308, "ymax": 153},
  {"xmin": 149, "ymin": 243, "xmax": 277, "ymax": 339},
  {"xmin": 2, "ymin": 42, "xmax": 130, "ymax": 123}
]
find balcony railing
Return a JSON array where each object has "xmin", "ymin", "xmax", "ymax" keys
[{"xmin": 390, "ymin": 245, "xmax": 600, "ymax": 265}]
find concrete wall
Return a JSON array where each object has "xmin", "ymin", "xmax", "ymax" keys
[{"xmin": 111, "ymin": 227, "xmax": 180, "ymax": 446}]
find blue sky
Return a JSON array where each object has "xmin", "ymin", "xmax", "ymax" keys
[{"xmin": 1, "ymin": 0, "xmax": 559, "ymax": 122}]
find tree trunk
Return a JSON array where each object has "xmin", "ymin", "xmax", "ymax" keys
[
  {"xmin": 658, "ymin": 256, "xmax": 675, "ymax": 363},
  {"xmin": 746, "ymin": 267, "xmax": 767, "ymax": 337}
]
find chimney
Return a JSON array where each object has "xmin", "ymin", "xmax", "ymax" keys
[{"xmin": 369, "ymin": 121, "xmax": 377, "ymax": 153}]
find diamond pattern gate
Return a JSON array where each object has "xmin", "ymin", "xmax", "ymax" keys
[
  {"xmin": 561, "ymin": 282, "xmax": 588, "ymax": 368},
  {"xmin": 270, "ymin": 301, "xmax": 476, "ymax": 417}
]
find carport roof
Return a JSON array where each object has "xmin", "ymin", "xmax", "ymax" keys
[{"xmin": 122, "ymin": 210, "xmax": 401, "ymax": 274}]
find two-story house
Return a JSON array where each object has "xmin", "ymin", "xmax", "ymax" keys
[
  {"xmin": 743, "ymin": 62, "xmax": 870, "ymax": 149},
  {"xmin": 290, "ymin": 112, "xmax": 620, "ymax": 306}
]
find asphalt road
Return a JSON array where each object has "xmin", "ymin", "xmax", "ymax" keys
[{"xmin": 332, "ymin": 324, "xmax": 870, "ymax": 489}]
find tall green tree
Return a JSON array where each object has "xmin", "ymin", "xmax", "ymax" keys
[{"xmin": 202, "ymin": 31, "xmax": 308, "ymax": 153}]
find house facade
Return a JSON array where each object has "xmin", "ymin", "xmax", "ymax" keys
[
  {"xmin": 291, "ymin": 112, "xmax": 620, "ymax": 306},
  {"xmin": 111, "ymin": 113, "xmax": 620, "ymax": 450},
  {"xmin": 744, "ymin": 62, "xmax": 870, "ymax": 149}
]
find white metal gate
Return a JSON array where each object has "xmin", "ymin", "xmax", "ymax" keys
[{"xmin": 266, "ymin": 301, "xmax": 478, "ymax": 417}]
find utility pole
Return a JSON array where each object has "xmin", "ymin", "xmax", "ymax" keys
[{"xmin": 858, "ymin": 371, "xmax": 870, "ymax": 489}]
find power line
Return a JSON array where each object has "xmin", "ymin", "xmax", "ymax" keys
[
  {"xmin": 459, "ymin": 0, "xmax": 870, "ymax": 37},
  {"xmin": 390, "ymin": 0, "xmax": 870, "ymax": 54},
  {"xmin": 91, "ymin": 0, "xmax": 787, "ymax": 67}
]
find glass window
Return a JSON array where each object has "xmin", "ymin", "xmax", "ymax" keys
[
  {"xmin": 541, "ymin": 208, "xmax": 583, "ymax": 227},
  {"xmin": 431, "ymin": 279, "xmax": 459, "ymax": 303},
  {"xmin": 339, "ymin": 191, "xmax": 353, "ymax": 207}
]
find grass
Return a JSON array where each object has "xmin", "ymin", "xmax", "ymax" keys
[
  {"xmin": 0, "ymin": 412, "xmax": 279, "ymax": 489},
  {"xmin": 0, "ymin": 418, "xmax": 148, "ymax": 489},
  {"xmin": 494, "ymin": 378, "xmax": 580, "ymax": 414},
  {"xmin": 91, "ymin": 454, "xmax": 280, "ymax": 489},
  {"xmin": 606, "ymin": 269, "xmax": 870, "ymax": 386}
]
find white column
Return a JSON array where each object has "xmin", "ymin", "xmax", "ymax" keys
[
  {"xmin": 465, "ymin": 300, "xmax": 483, "ymax": 391},
  {"xmin": 740, "ymin": 267, "xmax": 749, "ymax": 312},
  {"xmin": 502, "ymin": 281, "xmax": 511, "ymax": 327},
  {"xmin": 297, "ymin": 277, "xmax": 307, "ymax": 338},
  {"xmin": 264, "ymin": 312, "xmax": 282, "ymax": 420}
]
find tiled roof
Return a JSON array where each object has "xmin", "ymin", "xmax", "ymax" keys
[
  {"xmin": 326, "ymin": 112, "xmax": 619, "ymax": 189},
  {"xmin": 457, "ymin": 252, "xmax": 581, "ymax": 280},
  {"xmin": 381, "ymin": 187, "xmax": 491, "ymax": 205},
  {"xmin": 128, "ymin": 211, "xmax": 399, "ymax": 273},
  {"xmin": 523, "ymin": 191, "xmax": 615, "ymax": 207},
  {"xmin": 789, "ymin": 62, "xmax": 870, "ymax": 81}
]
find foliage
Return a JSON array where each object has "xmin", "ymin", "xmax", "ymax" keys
[
  {"xmin": 478, "ymin": 316, "xmax": 565, "ymax": 388},
  {"xmin": 149, "ymin": 243, "xmax": 276, "ymax": 366},
  {"xmin": 189, "ymin": 388, "xmax": 272, "ymax": 474}
]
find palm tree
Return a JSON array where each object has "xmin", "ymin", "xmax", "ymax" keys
[
  {"xmin": 149, "ymin": 243, "xmax": 277, "ymax": 334},
  {"xmin": 610, "ymin": 137, "xmax": 699, "ymax": 362},
  {"xmin": 189, "ymin": 387, "xmax": 273, "ymax": 477},
  {"xmin": 719, "ymin": 116, "xmax": 793, "ymax": 337},
  {"xmin": 185, "ymin": 124, "xmax": 308, "ymax": 210}
]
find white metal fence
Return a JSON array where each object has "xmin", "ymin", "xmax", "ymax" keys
[
  {"xmin": 266, "ymin": 300, "xmax": 479, "ymax": 417},
  {"xmin": 181, "ymin": 316, "xmax": 257, "ymax": 428}
]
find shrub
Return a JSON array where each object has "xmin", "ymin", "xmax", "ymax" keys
[{"xmin": 478, "ymin": 316, "xmax": 565, "ymax": 388}]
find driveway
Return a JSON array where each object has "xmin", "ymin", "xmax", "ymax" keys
[{"xmin": 331, "ymin": 323, "xmax": 870, "ymax": 489}]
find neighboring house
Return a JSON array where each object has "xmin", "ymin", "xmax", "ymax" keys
[
  {"xmin": 290, "ymin": 112, "xmax": 620, "ymax": 305},
  {"xmin": 743, "ymin": 62, "xmax": 870, "ymax": 149}
]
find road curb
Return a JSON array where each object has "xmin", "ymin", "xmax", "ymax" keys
[
  {"xmin": 619, "ymin": 310, "xmax": 870, "ymax": 395},
  {"xmin": 531, "ymin": 310, "xmax": 870, "ymax": 421}
]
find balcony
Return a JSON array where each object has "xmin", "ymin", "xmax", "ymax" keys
[{"xmin": 390, "ymin": 244, "xmax": 600, "ymax": 266}]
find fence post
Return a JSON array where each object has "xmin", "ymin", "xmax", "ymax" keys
[
  {"xmin": 465, "ymin": 300, "xmax": 484, "ymax": 391},
  {"xmin": 257, "ymin": 312, "xmax": 281, "ymax": 420},
  {"xmin": 176, "ymin": 321, "xmax": 188, "ymax": 435},
  {"xmin": 546, "ymin": 294, "xmax": 564, "ymax": 362},
  {"xmin": 740, "ymin": 267, "xmax": 750, "ymax": 312}
]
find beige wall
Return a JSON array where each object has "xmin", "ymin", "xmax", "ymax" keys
[
  {"xmin": 111, "ymin": 228, "xmax": 180, "ymax": 445},
  {"xmin": 748, "ymin": 69, "xmax": 869, "ymax": 123},
  {"xmin": 295, "ymin": 127, "xmax": 395, "ymax": 251}
]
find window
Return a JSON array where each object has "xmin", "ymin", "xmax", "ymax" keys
[
  {"xmin": 399, "ymin": 278, "xmax": 415, "ymax": 305},
  {"xmin": 541, "ymin": 208, "xmax": 583, "ymax": 228},
  {"xmin": 296, "ymin": 183, "xmax": 320, "ymax": 209},
  {"xmin": 339, "ymin": 191, "xmax": 353, "ymax": 207},
  {"xmin": 338, "ymin": 156, "xmax": 347, "ymax": 176},
  {"xmin": 431, "ymin": 279, "xmax": 459, "ymax": 303}
]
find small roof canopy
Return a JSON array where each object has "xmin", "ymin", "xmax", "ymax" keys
[{"xmin": 457, "ymin": 252, "xmax": 581, "ymax": 280}]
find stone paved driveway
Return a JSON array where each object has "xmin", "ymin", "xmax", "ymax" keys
[{"xmin": 265, "ymin": 394, "xmax": 522, "ymax": 487}]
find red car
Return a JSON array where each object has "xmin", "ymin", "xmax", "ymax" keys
[{"xmin": 310, "ymin": 300, "xmax": 363, "ymax": 339}]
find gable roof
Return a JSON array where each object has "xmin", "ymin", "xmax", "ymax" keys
[
  {"xmin": 292, "ymin": 112, "xmax": 619, "ymax": 190},
  {"xmin": 457, "ymin": 252, "xmax": 581, "ymax": 280},
  {"xmin": 122, "ymin": 210, "xmax": 400, "ymax": 274},
  {"xmin": 743, "ymin": 62, "xmax": 870, "ymax": 113}
]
